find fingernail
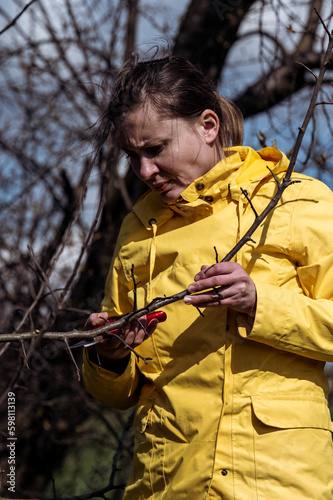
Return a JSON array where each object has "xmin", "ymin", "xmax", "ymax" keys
[
  {"xmin": 187, "ymin": 284, "xmax": 195, "ymax": 293},
  {"xmin": 184, "ymin": 296, "xmax": 192, "ymax": 304},
  {"xmin": 194, "ymin": 274, "xmax": 200, "ymax": 281}
]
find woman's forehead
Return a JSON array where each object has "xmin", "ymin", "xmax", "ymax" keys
[{"xmin": 118, "ymin": 105, "xmax": 186, "ymax": 148}]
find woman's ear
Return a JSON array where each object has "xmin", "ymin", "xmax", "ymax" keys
[{"xmin": 198, "ymin": 109, "xmax": 220, "ymax": 145}]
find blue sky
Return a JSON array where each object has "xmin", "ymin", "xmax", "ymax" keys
[
  {"xmin": 136, "ymin": 0, "xmax": 190, "ymax": 44},
  {"xmin": 1, "ymin": 0, "xmax": 332, "ymax": 188},
  {"xmin": 133, "ymin": 0, "xmax": 333, "ymax": 187}
]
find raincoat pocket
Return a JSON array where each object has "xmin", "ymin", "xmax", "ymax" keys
[
  {"xmin": 251, "ymin": 396, "xmax": 333, "ymax": 430},
  {"xmin": 130, "ymin": 402, "xmax": 169, "ymax": 498},
  {"xmin": 251, "ymin": 396, "xmax": 333, "ymax": 499}
]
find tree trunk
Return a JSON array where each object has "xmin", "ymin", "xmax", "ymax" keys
[{"xmin": 173, "ymin": 0, "xmax": 256, "ymax": 83}]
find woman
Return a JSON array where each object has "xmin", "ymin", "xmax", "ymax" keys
[{"xmin": 83, "ymin": 55, "xmax": 333, "ymax": 499}]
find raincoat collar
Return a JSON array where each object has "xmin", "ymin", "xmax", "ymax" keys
[
  {"xmin": 179, "ymin": 146, "xmax": 289, "ymax": 202},
  {"xmin": 132, "ymin": 190, "xmax": 174, "ymax": 230},
  {"xmin": 132, "ymin": 146, "xmax": 290, "ymax": 228}
]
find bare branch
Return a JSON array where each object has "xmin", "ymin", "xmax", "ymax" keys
[
  {"xmin": 0, "ymin": 0, "xmax": 38, "ymax": 36},
  {"xmin": 314, "ymin": 6, "xmax": 332, "ymax": 38},
  {"xmin": 315, "ymin": 101, "xmax": 333, "ymax": 106},
  {"xmin": 295, "ymin": 61, "xmax": 318, "ymax": 80},
  {"xmin": 63, "ymin": 337, "xmax": 81, "ymax": 379},
  {"xmin": 240, "ymin": 187, "xmax": 259, "ymax": 218},
  {"xmin": 130, "ymin": 264, "xmax": 140, "ymax": 312},
  {"xmin": 0, "ymin": 6, "xmax": 332, "ymax": 362},
  {"xmin": 286, "ymin": 25, "xmax": 333, "ymax": 182}
]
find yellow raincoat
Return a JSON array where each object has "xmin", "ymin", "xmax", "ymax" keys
[{"xmin": 83, "ymin": 146, "xmax": 333, "ymax": 499}]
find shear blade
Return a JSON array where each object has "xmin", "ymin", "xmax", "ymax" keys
[{"xmin": 70, "ymin": 336, "xmax": 103, "ymax": 349}]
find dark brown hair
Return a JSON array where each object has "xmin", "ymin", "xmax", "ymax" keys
[{"xmin": 96, "ymin": 55, "xmax": 243, "ymax": 152}]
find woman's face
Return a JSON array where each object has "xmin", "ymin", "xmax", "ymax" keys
[{"xmin": 119, "ymin": 103, "xmax": 221, "ymax": 203}]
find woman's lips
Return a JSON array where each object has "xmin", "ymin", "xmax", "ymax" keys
[{"xmin": 152, "ymin": 180, "xmax": 170, "ymax": 192}]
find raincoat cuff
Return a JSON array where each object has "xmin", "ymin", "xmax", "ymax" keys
[
  {"xmin": 82, "ymin": 349, "xmax": 141, "ymax": 410},
  {"xmin": 237, "ymin": 280, "xmax": 287, "ymax": 342}
]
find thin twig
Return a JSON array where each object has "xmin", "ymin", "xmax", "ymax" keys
[
  {"xmin": 130, "ymin": 264, "xmax": 141, "ymax": 311},
  {"xmin": 285, "ymin": 32, "xmax": 333, "ymax": 183},
  {"xmin": 136, "ymin": 318, "xmax": 150, "ymax": 339},
  {"xmin": 20, "ymin": 340, "xmax": 29, "ymax": 369},
  {"xmin": 240, "ymin": 188, "xmax": 258, "ymax": 218},
  {"xmin": 295, "ymin": 61, "xmax": 318, "ymax": 80},
  {"xmin": 101, "ymin": 318, "xmax": 152, "ymax": 365},
  {"xmin": 0, "ymin": 0, "xmax": 38, "ymax": 36},
  {"xmin": 315, "ymin": 102, "xmax": 333, "ymax": 107},
  {"xmin": 214, "ymin": 246, "xmax": 219, "ymax": 263},
  {"xmin": 64, "ymin": 337, "xmax": 81, "ymax": 380},
  {"xmin": 28, "ymin": 245, "xmax": 60, "ymax": 306},
  {"xmin": 0, "ymin": 14, "xmax": 332, "ymax": 347},
  {"xmin": 0, "ymin": 342, "xmax": 10, "ymax": 358},
  {"xmin": 314, "ymin": 7, "xmax": 331, "ymax": 38}
]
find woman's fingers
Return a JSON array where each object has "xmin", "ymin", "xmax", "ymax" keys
[
  {"xmin": 84, "ymin": 311, "xmax": 109, "ymax": 330},
  {"xmin": 185, "ymin": 262, "xmax": 257, "ymax": 317},
  {"xmin": 94, "ymin": 315, "xmax": 159, "ymax": 361}
]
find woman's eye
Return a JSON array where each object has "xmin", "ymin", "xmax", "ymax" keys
[
  {"xmin": 147, "ymin": 145, "xmax": 162, "ymax": 156},
  {"xmin": 123, "ymin": 145, "xmax": 163, "ymax": 161}
]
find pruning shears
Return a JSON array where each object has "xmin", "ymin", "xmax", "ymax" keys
[{"xmin": 70, "ymin": 310, "xmax": 167, "ymax": 349}]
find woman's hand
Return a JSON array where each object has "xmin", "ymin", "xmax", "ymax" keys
[
  {"xmin": 184, "ymin": 262, "xmax": 257, "ymax": 317},
  {"xmin": 85, "ymin": 312, "xmax": 159, "ymax": 362}
]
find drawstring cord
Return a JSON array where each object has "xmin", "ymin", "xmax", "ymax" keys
[
  {"xmin": 148, "ymin": 218, "xmax": 157, "ymax": 302},
  {"xmin": 147, "ymin": 217, "xmax": 163, "ymax": 371}
]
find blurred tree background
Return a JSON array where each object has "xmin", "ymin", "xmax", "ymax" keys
[{"xmin": 0, "ymin": 0, "xmax": 332, "ymax": 498}]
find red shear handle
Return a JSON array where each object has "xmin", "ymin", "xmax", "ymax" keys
[
  {"xmin": 100, "ymin": 310, "xmax": 167, "ymax": 334},
  {"xmin": 146, "ymin": 311, "xmax": 167, "ymax": 323}
]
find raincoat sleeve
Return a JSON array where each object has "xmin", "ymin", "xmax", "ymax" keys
[
  {"xmin": 239, "ymin": 178, "xmax": 333, "ymax": 362},
  {"xmin": 82, "ymin": 350, "xmax": 142, "ymax": 410},
  {"xmin": 82, "ymin": 240, "xmax": 143, "ymax": 410}
]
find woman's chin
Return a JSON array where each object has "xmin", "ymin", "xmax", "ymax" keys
[{"xmin": 158, "ymin": 189, "xmax": 181, "ymax": 204}]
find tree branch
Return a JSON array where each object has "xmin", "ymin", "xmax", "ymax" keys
[
  {"xmin": 0, "ymin": 0, "xmax": 38, "ymax": 36},
  {"xmin": 0, "ymin": 13, "xmax": 332, "ymax": 350}
]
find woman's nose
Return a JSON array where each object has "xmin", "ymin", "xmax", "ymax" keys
[{"xmin": 138, "ymin": 156, "xmax": 159, "ymax": 180}]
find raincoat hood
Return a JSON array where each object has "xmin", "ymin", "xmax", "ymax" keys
[
  {"xmin": 130, "ymin": 146, "xmax": 290, "ymax": 291},
  {"xmin": 132, "ymin": 146, "xmax": 289, "ymax": 228}
]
